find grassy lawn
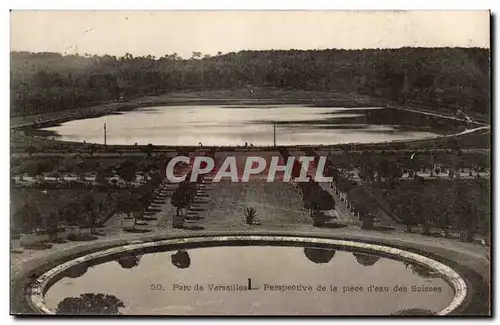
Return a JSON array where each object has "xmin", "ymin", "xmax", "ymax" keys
[{"xmin": 197, "ymin": 180, "xmax": 310, "ymax": 230}]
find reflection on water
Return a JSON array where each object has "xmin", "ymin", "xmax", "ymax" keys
[
  {"xmin": 406, "ymin": 263, "xmax": 440, "ymax": 279},
  {"xmin": 352, "ymin": 253, "xmax": 380, "ymax": 267},
  {"xmin": 45, "ymin": 246, "xmax": 454, "ymax": 315},
  {"xmin": 65, "ymin": 264, "xmax": 89, "ymax": 279},
  {"xmin": 116, "ymin": 256, "xmax": 142, "ymax": 269},
  {"xmin": 171, "ymin": 250, "xmax": 191, "ymax": 269},
  {"xmin": 391, "ymin": 308, "xmax": 435, "ymax": 316},
  {"xmin": 41, "ymin": 105, "xmax": 444, "ymax": 146},
  {"xmin": 304, "ymin": 247, "xmax": 335, "ymax": 264},
  {"xmin": 56, "ymin": 293, "xmax": 125, "ymax": 315}
]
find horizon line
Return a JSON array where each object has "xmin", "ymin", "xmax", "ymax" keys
[{"xmin": 10, "ymin": 46, "xmax": 490, "ymax": 58}]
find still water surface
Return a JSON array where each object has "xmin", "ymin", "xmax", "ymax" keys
[
  {"xmin": 44, "ymin": 246, "xmax": 454, "ymax": 315},
  {"xmin": 41, "ymin": 105, "xmax": 441, "ymax": 146}
]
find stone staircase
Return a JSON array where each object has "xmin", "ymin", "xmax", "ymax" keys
[
  {"xmin": 319, "ymin": 182, "xmax": 359, "ymax": 226},
  {"xmin": 182, "ymin": 170, "xmax": 215, "ymax": 227}
]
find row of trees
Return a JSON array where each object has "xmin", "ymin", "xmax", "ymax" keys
[
  {"xmin": 386, "ymin": 179, "xmax": 490, "ymax": 242},
  {"xmin": 327, "ymin": 147, "xmax": 490, "ymax": 242},
  {"xmin": 280, "ymin": 149, "xmax": 336, "ymax": 227},
  {"xmin": 13, "ymin": 191, "xmax": 115, "ymax": 236},
  {"xmin": 169, "ymin": 150, "xmax": 217, "ymax": 224},
  {"xmin": 114, "ymin": 171, "xmax": 165, "ymax": 220},
  {"xmin": 12, "ymin": 155, "xmax": 165, "ymax": 187},
  {"xmin": 170, "ymin": 172, "xmax": 202, "ymax": 218},
  {"xmin": 11, "ymin": 158, "xmax": 167, "ymax": 236},
  {"xmin": 11, "ymin": 47, "xmax": 489, "ymax": 117}
]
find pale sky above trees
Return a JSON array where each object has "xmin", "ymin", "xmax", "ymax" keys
[{"xmin": 11, "ymin": 11, "xmax": 490, "ymax": 58}]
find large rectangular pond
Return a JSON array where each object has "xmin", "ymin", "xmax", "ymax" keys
[{"xmin": 39, "ymin": 105, "xmax": 461, "ymax": 146}]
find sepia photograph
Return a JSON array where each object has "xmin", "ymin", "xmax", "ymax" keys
[{"xmin": 9, "ymin": 10, "xmax": 491, "ymax": 316}]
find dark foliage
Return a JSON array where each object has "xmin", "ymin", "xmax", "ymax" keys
[
  {"xmin": 11, "ymin": 48, "xmax": 489, "ymax": 117},
  {"xmin": 304, "ymin": 247, "xmax": 335, "ymax": 264},
  {"xmin": 116, "ymin": 255, "xmax": 141, "ymax": 269},
  {"xmin": 352, "ymin": 252, "xmax": 380, "ymax": 267},
  {"xmin": 171, "ymin": 250, "xmax": 191, "ymax": 269},
  {"xmin": 55, "ymin": 293, "xmax": 125, "ymax": 315}
]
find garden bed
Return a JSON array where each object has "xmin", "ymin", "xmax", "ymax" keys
[{"xmin": 196, "ymin": 180, "xmax": 310, "ymax": 230}]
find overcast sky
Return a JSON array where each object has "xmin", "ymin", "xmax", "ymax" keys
[{"xmin": 10, "ymin": 10, "xmax": 490, "ymax": 58}]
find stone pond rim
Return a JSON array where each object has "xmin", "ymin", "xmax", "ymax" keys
[{"xmin": 24, "ymin": 233, "xmax": 472, "ymax": 316}]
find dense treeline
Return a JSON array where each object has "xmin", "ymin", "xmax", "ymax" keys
[{"xmin": 11, "ymin": 47, "xmax": 489, "ymax": 117}]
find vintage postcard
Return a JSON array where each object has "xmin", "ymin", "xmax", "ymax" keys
[{"xmin": 10, "ymin": 10, "xmax": 491, "ymax": 316}]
